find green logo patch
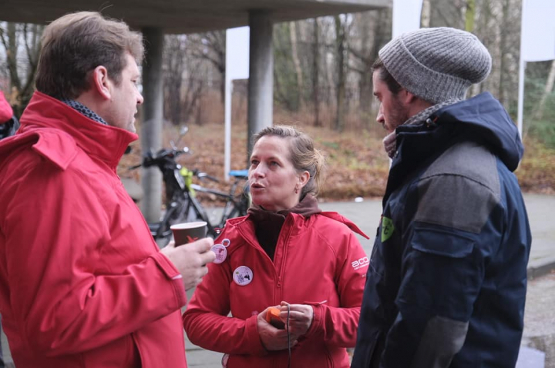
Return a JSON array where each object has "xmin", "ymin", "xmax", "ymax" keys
[{"xmin": 381, "ymin": 216, "xmax": 394, "ymax": 242}]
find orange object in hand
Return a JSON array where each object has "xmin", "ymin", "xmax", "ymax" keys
[{"xmin": 266, "ymin": 307, "xmax": 285, "ymax": 329}]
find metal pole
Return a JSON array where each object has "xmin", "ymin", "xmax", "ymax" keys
[{"xmin": 141, "ymin": 27, "xmax": 164, "ymax": 222}]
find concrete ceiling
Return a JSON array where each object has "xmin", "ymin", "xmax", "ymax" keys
[{"xmin": 0, "ymin": 0, "xmax": 389, "ymax": 34}]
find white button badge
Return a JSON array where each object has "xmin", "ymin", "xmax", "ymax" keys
[
  {"xmin": 211, "ymin": 238, "xmax": 230, "ymax": 264},
  {"xmin": 233, "ymin": 266, "xmax": 253, "ymax": 286},
  {"xmin": 211, "ymin": 244, "xmax": 228, "ymax": 264}
]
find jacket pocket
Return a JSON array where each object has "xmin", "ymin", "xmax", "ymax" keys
[
  {"xmin": 403, "ymin": 224, "xmax": 481, "ymax": 321},
  {"xmin": 410, "ymin": 225, "xmax": 475, "ymax": 258}
]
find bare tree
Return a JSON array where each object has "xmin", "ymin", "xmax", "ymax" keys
[
  {"xmin": 465, "ymin": 0, "xmax": 476, "ymax": 32},
  {"xmin": 0, "ymin": 22, "xmax": 43, "ymax": 116},
  {"xmin": 163, "ymin": 34, "xmax": 208, "ymax": 126},
  {"xmin": 290, "ymin": 21, "xmax": 304, "ymax": 109},
  {"xmin": 333, "ymin": 14, "xmax": 348, "ymax": 132},
  {"xmin": 427, "ymin": 0, "xmax": 467, "ymax": 29},
  {"xmin": 312, "ymin": 18, "xmax": 321, "ymax": 126},
  {"xmin": 349, "ymin": 9, "xmax": 392, "ymax": 117},
  {"xmin": 163, "ymin": 35, "xmax": 187, "ymax": 125},
  {"xmin": 534, "ymin": 60, "xmax": 555, "ymax": 120},
  {"xmin": 188, "ymin": 31, "xmax": 226, "ymax": 104},
  {"xmin": 274, "ymin": 22, "xmax": 305, "ymax": 112},
  {"xmin": 421, "ymin": 0, "xmax": 431, "ymax": 27}
]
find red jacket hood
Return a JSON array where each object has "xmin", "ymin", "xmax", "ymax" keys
[
  {"xmin": 227, "ymin": 211, "xmax": 370, "ymax": 240},
  {"xmin": 0, "ymin": 91, "xmax": 13, "ymax": 123},
  {"xmin": 2, "ymin": 91, "xmax": 137, "ymax": 170},
  {"xmin": 319, "ymin": 211, "xmax": 370, "ymax": 239}
]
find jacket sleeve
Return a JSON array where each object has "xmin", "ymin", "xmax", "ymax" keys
[
  {"xmin": 304, "ymin": 231, "xmax": 368, "ymax": 347},
  {"xmin": 1, "ymin": 157, "xmax": 187, "ymax": 356},
  {"xmin": 380, "ymin": 174, "xmax": 497, "ymax": 368},
  {"xmin": 182, "ymin": 243, "xmax": 267, "ymax": 355}
]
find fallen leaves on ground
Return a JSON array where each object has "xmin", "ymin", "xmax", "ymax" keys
[{"xmin": 118, "ymin": 123, "xmax": 555, "ymax": 205}]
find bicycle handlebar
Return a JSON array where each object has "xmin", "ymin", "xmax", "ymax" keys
[
  {"xmin": 196, "ymin": 171, "xmax": 219, "ymax": 183},
  {"xmin": 129, "ymin": 149, "xmax": 221, "ymax": 183},
  {"xmin": 129, "ymin": 147, "xmax": 190, "ymax": 170}
]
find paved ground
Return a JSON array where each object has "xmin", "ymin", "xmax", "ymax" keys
[
  {"xmin": 522, "ymin": 273, "xmax": 555, "ymax": 368},
  {"xmin": 182, "ymin": 193, "xmax": 555, "ymax": 368},
  {"xmin": 1, "ymin": 193, "xmax": 553, "ymax": 367}
]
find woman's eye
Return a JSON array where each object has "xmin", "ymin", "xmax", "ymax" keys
[
  {"xmin": 270, "ymin": 161, "xmax": 279, "ymax": 167},
  {"xmin": 250, "ymin": 160, "xmax": 259, "ymax": 166}
]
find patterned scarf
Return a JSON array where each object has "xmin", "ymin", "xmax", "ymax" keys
[
  {"xmin": 61, "ymin": 99, "xmax": 109, "ymax": 126},
  {"xmin": 383, "ymin": 98, "xmax": 460, "ymax": 158}
]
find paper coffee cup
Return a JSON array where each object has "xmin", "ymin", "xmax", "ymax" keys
[{"xmin": 170, "ymin": 221, "xmax": 207, "ymax": 246}]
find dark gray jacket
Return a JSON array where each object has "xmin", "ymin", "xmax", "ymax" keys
[{"xmin": 352, "ymin": 92, "xmax": 532, "ymax": 368}]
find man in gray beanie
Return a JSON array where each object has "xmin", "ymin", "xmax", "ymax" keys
[{"xmin": 352, "ymin": 27, "xmax": 531, "ymax": 368}]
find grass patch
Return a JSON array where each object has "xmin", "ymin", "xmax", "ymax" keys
[{"xmin": 119, "ymin": 122, "xmax": 555, "ymax": 202}]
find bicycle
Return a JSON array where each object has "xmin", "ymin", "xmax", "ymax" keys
[{"xmin": 128, "ymin": 127, "xmax": 250, "ymax": 246}]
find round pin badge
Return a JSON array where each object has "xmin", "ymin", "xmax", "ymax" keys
[
  {"xmin": 233, "ymin": 266, "xmax": 253, "ymax": 286},
  {"xmin": 211, "ymin": 244, "xmax": 228, "ymax": 264},
  {"xmin": 221, "ymin": 353, "xmax": 229, "ymax": 367}
]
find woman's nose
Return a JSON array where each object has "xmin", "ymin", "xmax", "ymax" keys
[{"xmin": 252, "ymin": 165, "xmax": 266, "ymax": 178}]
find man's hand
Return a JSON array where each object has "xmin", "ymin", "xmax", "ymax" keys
[
  {"xmin": 257, "ymin": 307, "xmax": 298, "ymax": 351},
  {"xmin": 161, "ymin": 238, "xmax": 215, "ymax": 290}
]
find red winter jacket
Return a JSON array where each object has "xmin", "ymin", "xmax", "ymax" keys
[
  {"xmin": 183, "ymin": 212, "xmax": 369, "ymax": 368},
  {"xmin": 0, "ymin": 91, "xmax": 13, "ymax": 123},
  {"xmin": 0, "ymin": 92, "xmax": 188, "ymax": 367}
]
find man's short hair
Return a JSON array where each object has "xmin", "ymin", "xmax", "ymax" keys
[
  {"xmin": 372, "ymin": 57, "xmax": 403, "ymax": 95},
  {"xmin": 36, "ymin": 11, "xmax": 144, "ymax": 100}
]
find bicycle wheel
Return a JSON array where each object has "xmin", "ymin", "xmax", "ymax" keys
[
  {"xmin": 154, "ymin": 200, "xmax": 186, "ymax": 247},
  {"xmin": 155, "ymin": 192, "xmax": 196, "ymax": 246},
  {"xmin": 219, "ymin": 188, "xmax": 251, "ymax": 229},
  {"xmin": 186, "ymin": 195, "xmax": 217, "ymax": 235},
  {"xmin": 239, "ymin": 188, "xmax": 251, "ymax": 216}
]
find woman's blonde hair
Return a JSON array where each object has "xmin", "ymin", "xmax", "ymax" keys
[{"xmin": 252, "ymin": 125, "xmax": 326, "ymax": 197}]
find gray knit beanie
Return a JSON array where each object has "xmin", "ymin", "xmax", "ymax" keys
[{"xmin": 379, "ymin": 27, "xmax": 492, "ymax": 104}]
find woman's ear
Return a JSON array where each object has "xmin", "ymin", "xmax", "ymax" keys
[
  {"xmin": 91, "ymin": 66, "xmax": 112, "ymax": 101},
  {"xmin": 298, "ymin": 171, "xmax": 310, "ymax": 189}
]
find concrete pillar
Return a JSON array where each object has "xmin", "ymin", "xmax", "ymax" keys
[
  {"xmin": 247, "ymin": 10, "xmax": 274, "ymax": 165},
  {"xmin": 140, "ymin": 28, "xmax": 164, "ymax": 223}
]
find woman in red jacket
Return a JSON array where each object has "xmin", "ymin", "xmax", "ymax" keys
[{"xmin": 183, "ymin": 125, "xmax": 369, "ymax": 367}]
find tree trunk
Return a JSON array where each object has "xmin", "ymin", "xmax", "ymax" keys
[
  {"xmin": 470, "ymin": 0, "xmax": 487, "ymax": 97},
  {"xmin": 498, "ymin": 0, "xmax": 510, "ymax": 107},
  {"xmin": 0, "ymin": 22, "xmax": 42, "ymax": 116},
  {"xmin": 465, "ymin": 0, "xmax": 475, "ymax": 33},
  {"xmin": 6, "ymin": 23, "xmax": 21, "ymax": 93},
  {"xmin": 534, "ymin": 60, "xmax": 555, "ymax": 120},
  {"xmin": 312, "ymin": 18, "xmax": 321, "ymax": 127},
  {"xmin": 421, "ymin": 0, "xmax": 431, "ymax": 28},
  {"xmin": 290, "ymin": 21, "xmax": 304, "ymax": 110},
  {"xmin": 334, "ymin": 15, "xmax": 346, "ymax": 132}
]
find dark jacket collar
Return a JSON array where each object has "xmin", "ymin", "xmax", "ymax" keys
[
  {"xmin": 384, "ymin": 92, "xmax": 524, "ymax": 206},
  {"xmin": 246, "ymin": 194, "xmax": 321, "ymax": 260}
]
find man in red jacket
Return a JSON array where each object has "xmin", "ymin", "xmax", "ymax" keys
[
  {"xmin": 0, "ymin": 11, "xmax": 215, "ymax": 368},
  {"xmin": 0, "ymin": 91, "xmax": 18, "ymax": 139},
  {"xmin": 0, "ymin": 90, "xmax": 15, "ymax": 368}
]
